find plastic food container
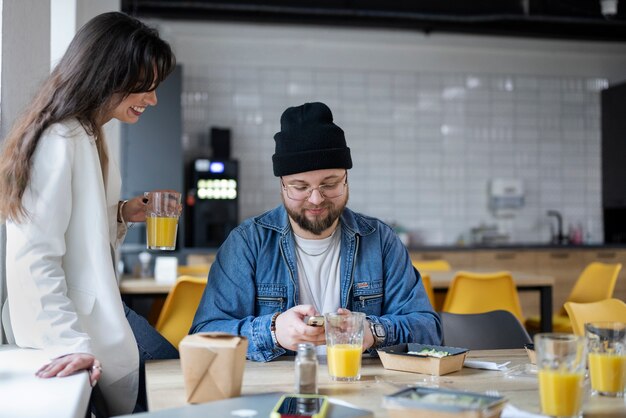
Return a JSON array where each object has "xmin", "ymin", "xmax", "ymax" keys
[{"xmin": 383, "ymin": 386, "xmax": 507, "ymax": 418}]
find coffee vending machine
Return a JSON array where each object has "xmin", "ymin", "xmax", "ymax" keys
[{"xmin": 185, "ymin": 158, "xmax": 239, "ymax": 247}]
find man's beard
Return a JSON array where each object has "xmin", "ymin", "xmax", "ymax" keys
[{"xmin": 283, "ymin": 192, "xmax": 348, "ymax": 236}]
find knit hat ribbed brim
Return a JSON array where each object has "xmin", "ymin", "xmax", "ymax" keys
[{"xmin": 272, "ymin": 102, "xmax": 352, "ymax": 176}]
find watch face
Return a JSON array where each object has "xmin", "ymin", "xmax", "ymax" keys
[{"xmin": 373, "ymin": 324, "xmax": 385, "ymax": 337}]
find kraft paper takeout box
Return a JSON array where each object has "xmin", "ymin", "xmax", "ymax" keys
[
  {"xmin": 378, "ymin": 343, "xmax": 469, "ymax": 376},
  {"xmin": 179, "ymin": 332, "xmax": 248, "ymax": 404}
]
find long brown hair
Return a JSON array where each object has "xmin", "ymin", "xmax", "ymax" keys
[{"xmin": 0, "ymin": 12, "xmax": 175, "ymax": 222}]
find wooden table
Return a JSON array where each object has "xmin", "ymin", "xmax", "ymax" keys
[
  {"xmin": 120, "ymin": 270, "xmax": 554, "ymax": 331},
  {"xmin": 119, "ymin": 278, "xmax": 173, "ymax": 296},
  {"xmin": 429, "ymin": 270, "xmax": 555, "ymax": 332},
  {"xmin": 144, "ymin": 349, "xmax": 626, "ymax": 417}
]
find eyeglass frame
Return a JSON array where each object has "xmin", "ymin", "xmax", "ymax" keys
[{"xmin": 281, "ymin": 171, "xmax": 348, "ymax": 201}]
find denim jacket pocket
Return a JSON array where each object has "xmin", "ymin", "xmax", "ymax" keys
[
  {"xmin": 352, "ymin": 280, "xmax": 383, "ymax": 315},
  {"xmin": 255, "ymin": 284, "xmax": 286, "ymax": 315}
]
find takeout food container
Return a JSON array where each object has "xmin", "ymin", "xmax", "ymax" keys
[
  {"xmin": 383, "ymin": 386, "xmax": 506, "ymax": 418},
  {"xmin": 524, "ymin": 343, "xmax": 536, "ymax": 365},
  {"xmin": 377, "ymin": 343, "xmax": 469, "ymax": 376},
  {"xmin": 179, "ymin": 332, "xmax": 248, "ymax": 403}
]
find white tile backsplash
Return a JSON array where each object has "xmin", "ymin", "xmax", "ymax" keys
[{"xmin": 182, "ymin": 67, "xmax": 606, "ymax": 245}]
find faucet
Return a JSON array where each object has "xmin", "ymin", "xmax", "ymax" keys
[{"xmin": 547, "ymin": 210, "xmax": 567, "ymax": 245}]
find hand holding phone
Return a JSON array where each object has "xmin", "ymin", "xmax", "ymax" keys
[
  {"xmin": 270, "ymin": 394, "xmax": 329, "ymax": 418},
  {"xmin": 304, "ymin": 316, "xmax": 325, "ymax": 327}
]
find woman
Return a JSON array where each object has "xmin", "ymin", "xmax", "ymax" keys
[{"xmin": 0, "ymin": 12, "xmax": 178, "ymax": 415}]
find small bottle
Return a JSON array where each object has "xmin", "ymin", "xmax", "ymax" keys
[
  {"xmin": 138, "ymin": 251, "xmax": 152, "ymax": 278},
  {"xmin": 295, "ymin": 343, "xmax": 318, "ymax": 394}
]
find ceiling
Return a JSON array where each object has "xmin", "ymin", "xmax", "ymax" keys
[{"xmin": 122, "ymin": 0, "xmax": 626, "ymax": 42}]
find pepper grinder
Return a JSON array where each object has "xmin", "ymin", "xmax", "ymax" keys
[{"xmin": 295, "ymin": 342, "xmax": 318, "ymax": 394}]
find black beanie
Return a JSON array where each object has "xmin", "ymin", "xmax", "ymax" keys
[{"xmin": 272, "ymin": 102, "xmax": 352, "ymax": 177}]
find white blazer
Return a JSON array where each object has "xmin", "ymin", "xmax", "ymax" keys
[{"xmin": 4, "ymin": 120, "xmax": 139, "ymax": 416}]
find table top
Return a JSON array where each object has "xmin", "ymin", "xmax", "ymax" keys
[
  {"xmin": 0, "ymin": 345, "xmax": 91, "ymax": 418},
  {"xmin": 119, "ymin": 277, "xmax": 174, "ymax": 294},
  {"xmin": 121, "ymin": 270, "xmax": 554, "ymax": 295},
  {"xmin": 145, "ymin": 349, "xmax": 626, "ymax": 417},
  {"xmin": 428, "ymin": 270, "xmax": 554, "ymax": 289}
]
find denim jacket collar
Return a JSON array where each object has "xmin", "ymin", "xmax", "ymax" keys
[{"xmin": 253, "ymin": 205, "xmax": 377, "ymax": 238}]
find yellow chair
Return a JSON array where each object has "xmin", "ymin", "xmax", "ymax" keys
[
  {"xmin": 412, "ymin": 259, "xmax": 452, "ymax": 272},
  {"xmin": 564, "ymin": 298, "xmax": 626, "ymax": 336},
  {"xmin": 177, "ymin": 263, "xmax": 211, "ymax": 277},
  {"xmin": 155, "ymin": 276, "xmax": 207, "ymax": 348},
  {"xmin": 442, "ymin": 271, "xmax": 525, "ymax": 324},
  {"xmin": 526, "ymin": 262, "xmax": 622, "ymax": 333},
  {"xmin": 420, "ymin": 273, "xmax": 436, "ymax": 308},
  {"xmin": 413, "ymin": 260, "xmax": 451, "ymax": 310}
]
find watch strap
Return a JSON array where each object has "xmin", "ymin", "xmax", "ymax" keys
[{"xmin": 368, "ymin": 319, "xmax": 386, "ymax": 348}]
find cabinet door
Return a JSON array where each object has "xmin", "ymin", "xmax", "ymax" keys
[
  {"xmin": 535, "ymin": 250, "xmax": 587, "ymax": 315},
  {"xmin": 121, "ymin": 66, "xmax": 183, "ymax": 247},
  {"xmin": 474, "ymin": 251, "xmax": 536, "ymax": 272},
  {"xmin": 474, "ymin": 251, "xmax": 538, "ymax": 317},
  {"xmin": 410, "ymin": 251, "xmax": 475, "ymax": 269},
  {"xmin": 584, "ymin": 250, "xmax": 626, "ymax": 303}
]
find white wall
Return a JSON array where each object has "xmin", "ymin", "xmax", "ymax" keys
[
  {"xmin": 151, "ymin": 20, "xmax": 626, "ymax": 245},
  {"xmin": 0, "ymin": 0, "xmax": 50, "ymax": 343}
]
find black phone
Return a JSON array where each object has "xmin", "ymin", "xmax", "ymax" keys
[
  {"xmin": 270, "ymin": 394, "xmax": 329, "ymax": 418},
  {"xmin": 304, "ymin": 316, "xmax": 325, "ymax": 327}
]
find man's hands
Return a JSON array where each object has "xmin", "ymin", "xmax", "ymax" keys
[
  {"xmin": 273, "ymin": 306, "xmax": 376, "ymax": 352},
  {"xmin": 274, "ymin": 305, "xmax": 326, "ymax": 351},
  {"xmin": 36, "ymin": 353, "xmax": 102, "ymax": 387},
  {"xmin": 337, "ymin": 308, "xmax": 375, "ymax": 351}
]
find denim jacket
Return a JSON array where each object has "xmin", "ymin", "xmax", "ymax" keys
[{"xmin": 191, "ymin": 205, "xmax": 442, "ymax": 361}]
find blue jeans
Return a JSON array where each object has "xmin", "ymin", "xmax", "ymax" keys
[{"xmin": 124, "ymin": 303, "xmax": 179, "ymax": 412}]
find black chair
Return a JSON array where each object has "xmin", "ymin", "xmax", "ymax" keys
[{"xmin": 440, "ymin": 310, "xmax": 532, "ymax": 350}]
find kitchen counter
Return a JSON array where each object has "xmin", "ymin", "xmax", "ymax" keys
[{"xmin": 409, "ymin": 243, "xmax": 626, "ymax": 251}]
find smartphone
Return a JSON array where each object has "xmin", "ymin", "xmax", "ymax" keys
[
  {"xmin": 304, "ymin": 316, "xmax": 325, "ymax": 327},
  {"xmin": 270, "ymin": 394, "xmax": 329, "ymax": 418}
]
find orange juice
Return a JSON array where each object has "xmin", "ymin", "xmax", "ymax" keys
[
  {"xmin": 327, "ymin": 344, "xmax": 361, "ymax": 379},
  {"xmin": 146, "ymin": 216, "xmax": 178, "ymax": 249},
  {"xmin": 589, "ymin": 353, "xmax": 626, "ymax": 394},
  {"xmin": 538, "ymin": 369, "xmax": 584, "ymax": 417}
]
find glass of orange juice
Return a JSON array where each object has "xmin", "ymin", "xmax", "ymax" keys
[
  {"xmin": 535, "ymin": 333, "xmax": 587, "ymax": 418},
  {"xmin": 144, "ymin": 191, "xmax": 182, "ymax": 250},
  {"xmin": 586, "ymin": 322, "xmax": 626, "ymax": 397},
  {"xmin": 324, "ymin": 312, "xmax": 365, "ymax": 382}
]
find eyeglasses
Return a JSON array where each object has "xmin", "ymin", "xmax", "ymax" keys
[{"xmin": 281, "ymin": 172, "xmax": 348, "ymax": 201}]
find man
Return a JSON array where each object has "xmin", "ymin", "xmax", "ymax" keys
[{"xmin": 191, "ymin": 102, "xmax": 442, "ymax": 361}]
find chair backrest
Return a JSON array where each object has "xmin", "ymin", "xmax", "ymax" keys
[
  {"xmin": 177, "ymin": 264, "xmax": 211, "ymax": 277},
  {"xmin": 564, "ymin": 298, "xmax": 626, "ymax": 336},
  {"xmin": 155, "ymin": 276, "xmax": 207, "ymax": 348},
  {"xmin": 442, "ymin": 271, "xmax": 525, "ymax": 323},
  {"xmin": 412, "ymin": 259, "xmax": 452, "ymax": 272},
  {"xmin": 441, "ymin": 310, "xmax": 532, "ymax": 350},
  {"xmin": 559, "ymin": 262, "xmax": 622, "ymax": 315},
  {"xmin": 420, "ymin": 273, "xmax": 436, "ymax": 308}
]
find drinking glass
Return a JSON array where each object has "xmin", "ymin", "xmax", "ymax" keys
[
  {"xmin": 535, "ymin": 333, "xmax": 586, "ymax": 418},
  {"xmin": 144, "ymin": 191, "xmax": 182, "ymax": 250},
  {"xmin": 324, "ymin": 312, "xmax": 365, "ymax": 382},
  {"xmin": 586, "ymin": 322, "xmax": 626, "ymax": 397}
]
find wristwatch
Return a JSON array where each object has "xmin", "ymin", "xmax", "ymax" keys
[{"xmin": 369, "ymin": 321, "xmax": 386, "ymax": 348}]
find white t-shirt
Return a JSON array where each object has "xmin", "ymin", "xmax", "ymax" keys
[{"xmin": 294, "ymin": 228, "xmax": 342, "ymax": 316}]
